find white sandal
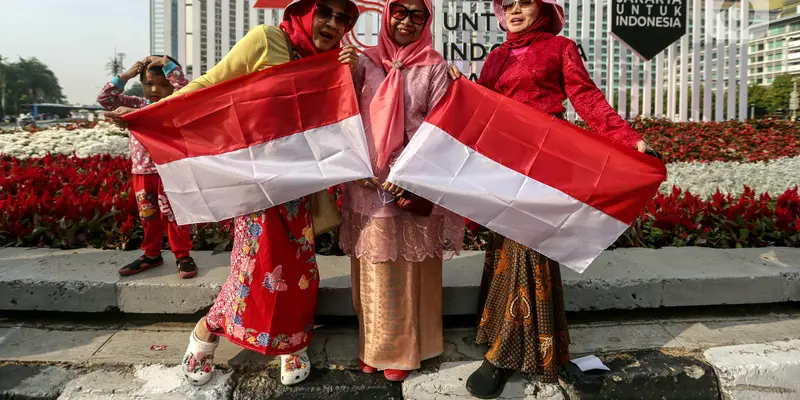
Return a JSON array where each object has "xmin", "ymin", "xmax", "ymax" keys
[
  {"xmin": 280, "ymin": 348, "xmax": 311, "ymax": 386},
  {"xmin": 181, "ymin": 329, "xmax": 219, "ymax": 386}
]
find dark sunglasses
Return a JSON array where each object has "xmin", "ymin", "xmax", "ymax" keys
[
  {"xmin": 389, "ymin": 3, "xmax": 430, "ymax": 26},
  {"xmin": 314, "ymin": 3, "xmax": 354, "ymax": 28},
  {"xmin": 502, "ymin": 0, "xmax": 535, "ymax": 12}
]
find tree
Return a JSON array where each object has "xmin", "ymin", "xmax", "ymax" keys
[
  {"xmin": 0, "ymin": 54, "xmax": 7, "ymax": 117},
  {"xmin": 105, "ymin": 56, "xmax": 124, "ymax": 77},
  {"xmin": 0, "ymin": 56, "xmax": 65, "ymax": 117},
  {"xmin": 765, "ymin": 74, "xmax": 795, "ymax": 114},
  {"xmin": 747, "ymin": 84, "xmax": 769, "ymax": 116},
  {"xmin": 105, "ymin": 50, "xmax": 126, "ymax": 77},
  {"xmin": 124, "ymin": 82, "xmax": 144, "ymax": 97}
]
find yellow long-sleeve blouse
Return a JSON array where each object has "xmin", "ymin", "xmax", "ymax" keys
[{"xmin": 173, "ymin": 25, "xmax": 292, "ymax": 96}]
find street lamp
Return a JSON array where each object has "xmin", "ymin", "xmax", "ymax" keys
[{"xmin": 791, "ymin": 77, "xmax": 798, "ymax": 122}]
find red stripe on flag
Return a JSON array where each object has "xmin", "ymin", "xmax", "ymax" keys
[
  {"xmin": 123, "ymin": 51, "xmax": 359, "ymax": 165},
  {"xmin": 253, "ymin": 0, "xmax": 291, "ymax": 8},
  {"xmin": 426, "ymin": 79, "xmax": 666, "ymax": 224}
]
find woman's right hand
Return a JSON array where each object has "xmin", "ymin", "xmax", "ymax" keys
[
  {"xmin": 447, "ymin": 65, "xmax": 462, "ymax": 80},
  {"xmin": 355, "ymin": 178, "xmax": 380, "ymax": 189},
  {"xmin": 103, "ymin": 106, "xmax": 136, "ymax": 129},
  {"xmin": 339, "ymin": 45, "xmax": 358, "ymax": 73}
]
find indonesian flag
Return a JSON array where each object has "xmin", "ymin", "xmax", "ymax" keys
[
  {"xmin": 387, "ymin": 79, "xmax": 666, "ymax": 273},
  {"xmin": 252, "ymin": 0, "xmax": 291, "ymax": 7},
  {"xmin": 123, "ymin": 52, "xmax": 373, "ymax": 225}
]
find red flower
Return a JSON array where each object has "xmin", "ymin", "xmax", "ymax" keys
[
  {"xmin": 120, "ymin": 216, "xmax": 134, "ymax": 237},
  {"xmin": 465, "ymin": 219, "xmax": 481, "ymax": 234}
]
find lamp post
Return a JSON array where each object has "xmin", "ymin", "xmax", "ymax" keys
[{"xmin": 791, "ymin": 78, "xmax": 798, "ymax": 122}]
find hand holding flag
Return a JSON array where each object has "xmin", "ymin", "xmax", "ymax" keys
[
  {"xmin": 388, "ymin": 78, "xmax": 666, "ymax": 272},
  {"xmin": 121, "ymin": 52, "xmax": 374, "ymax": 226}
]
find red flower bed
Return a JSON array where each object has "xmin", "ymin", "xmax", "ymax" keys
[
  {"xmin": 620, "ymin": 185, "xmax": 800, "ymax": 248},
  {"xmin": 465, "ymin": 185, "xmax": 800, "ymax": 250},
  {"xmin": 627, "ymin": 119, "xmax": 800, "ymax": 163},
  {"xmin": 0, "ymin": 154, "xmax": 229, "ymax": 251},
  {"xmin": 2, "ymin": 155, "xmax": 798, "ymax": 253}
]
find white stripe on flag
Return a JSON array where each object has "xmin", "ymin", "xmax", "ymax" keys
[
  {"xmin": 158, "ymin": 115, "xmax": 372, "ymax": 225},
  {"xmin": 388, "ymin": 122, "xmax": 629, "ymax": 273}
]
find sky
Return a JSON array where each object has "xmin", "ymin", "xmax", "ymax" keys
[{"xmin": 0, "ymin": 0, "xmax": 150, "ymax": 106}]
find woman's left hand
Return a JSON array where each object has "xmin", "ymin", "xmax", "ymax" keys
[
  {"xmin": 447, "ymin": 65, "xmax": 462, "ymax": 80},
  {"xmin": 382, "ymin": 181, "xmax": 405, "ymax": 197},
  {"xmin": 339, "ymin": 45, "xmax": 358, "ymax": 72},
  {"xmin": 635, "ymin": 140, "xmax": 666, "ymax": 162}
]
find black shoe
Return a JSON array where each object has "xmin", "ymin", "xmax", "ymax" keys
[
  {"xmin": 466, "ymin": 359, "xmax": 508, "ymax": 399},
  {"xmin": 177, "ymin": 256, "xmax": 198, "ymax": 279},
  {"xmin": 119, "ymin": 254, "xmax": 164, "ymax": 276}
]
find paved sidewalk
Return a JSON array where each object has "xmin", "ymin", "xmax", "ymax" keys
[
  {"xmin": 1, "ymin": 247, "xmax": 799, "ymax": 315},
  {"xmin": 2, "ymin": 312, "xmax": 800, "ymax": 399}
]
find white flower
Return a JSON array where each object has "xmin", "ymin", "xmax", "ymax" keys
[
  {"xmin": 662, "ymin": 156, "xmax": 800, "ymax": 197},
  {"xmin": 0, "ymin": 125, "xmax": 129, "ymax": 159}
]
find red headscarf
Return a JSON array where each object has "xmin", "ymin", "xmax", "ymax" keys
[
  {"xmin": 363, "ymin": 0, "xmax": 444, "ymax": 170},
  {"xmin": 278, "ymin": 0, "xmax": 359, "ymax": 58},
  {"xmin": 479, "ymin": 0, "xmax": 565, "ymax": 91}
]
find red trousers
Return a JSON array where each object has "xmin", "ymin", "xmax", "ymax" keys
[{"xmin": 132, "ymin": 174, "xmax": 193, "ymax": 259}]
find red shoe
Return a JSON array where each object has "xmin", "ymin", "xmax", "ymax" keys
[
  {"xmin": 384, "ymin": 369, "xmax": 411, "ymax": 381},
  {"xmin": 359, "ymin": 359, "xmax": 377, "ymax": 374}
]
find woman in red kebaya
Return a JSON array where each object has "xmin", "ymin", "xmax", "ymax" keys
[{"xmin": 449, "ymin": 0, "xmax": 653, "ymax": 397}]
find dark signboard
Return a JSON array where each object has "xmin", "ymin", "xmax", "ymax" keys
[{"xmin": 611, "ymin": 0, "xmax": 687, "ymax": 61}]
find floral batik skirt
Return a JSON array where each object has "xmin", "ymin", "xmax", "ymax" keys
[
  {"xmin": 205, "ymin": 196, "xmax": 320, "ymax": 355},
  {"xmin": 475, "ymin": 233, "xmax": 570, "ymax": 383}
]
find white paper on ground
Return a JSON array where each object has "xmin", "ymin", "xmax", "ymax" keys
[{"xmin": 570, "ymin": 355, "xmax": 611, "ymax": 372}]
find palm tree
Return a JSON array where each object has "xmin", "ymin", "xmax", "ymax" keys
[
  {"xmin": 106, "ymin": 57, "xmax": 124, "ymax": 77},
  {"xmin": 0, "ymin": 54, "xmax": 7, "ymax": 116},
  {"xmin": 105, "ymin": 50, "xmax": 126, "ymax": 77}
]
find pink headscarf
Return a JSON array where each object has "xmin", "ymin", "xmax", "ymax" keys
[{"xmin": 363, "ymin": 0, "xmax": 444, "ymax": 170}]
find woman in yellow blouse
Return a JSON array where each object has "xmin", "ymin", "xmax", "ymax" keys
[{"xmin": 108, "ymin": 0, "xmax": 361, "ymax": 387}]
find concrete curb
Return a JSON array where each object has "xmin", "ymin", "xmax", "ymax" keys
[
  {"xmin": 0, "ymin": 247, "xmax": 799, "ymax": 315},
  {"xmin": 0, "ymin": 364, "xmax": 78, "ymax": 400},
  {"xmin": 560, "ymin": 350, "xmax": 719, "ymax": 399},
  {"xmin": 704, "ymin": 339, "xmax": 800, "ymax": 399},
  {"xmin": 4, "ymin": 319, "xmax": 800, "ymax": 399},
  {"xmin": 0, "ymin": 352, "xmax": 722, "ymax": 400}
]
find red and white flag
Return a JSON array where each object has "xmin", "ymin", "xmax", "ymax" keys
[
  {"xmin": 388, "ymin": 79, "xmax": 666, "ymax": 272},
  {"xmin": 123, "ymin": 52, "xmax": 373, "ymax": 225}
]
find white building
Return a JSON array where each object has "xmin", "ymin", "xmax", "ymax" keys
[
  {"xmin": 151, "ymin": 0, "xmax": 757, "ymax": 121},
  {"xmin": 748, "ymin": 14, "xmax": 800, "ymax": 85},
  {"xmin": 150, "ymin": 0, "xmax": 166, "ymax": 55},
  {"xmin": 150, "ymin": 0, "xmax": 281, "ymax": 79}
]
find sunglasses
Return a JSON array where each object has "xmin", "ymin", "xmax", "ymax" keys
[
  {"xmin": 502, "ymin": 0, "xmax": 535, "ymax": 11},
  {"xmin": 314, "ymin": 3, "xmax": 354, "ymax": 28},
  {"xmin": 389, "ymin": 3, "xmax": 430, "ymax": 26}
]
